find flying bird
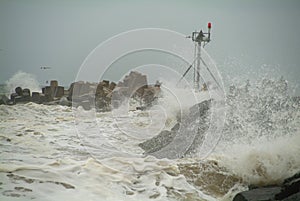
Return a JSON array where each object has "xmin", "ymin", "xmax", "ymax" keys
[{"xmin": 40, "ymin": 66, "xmax": 51, "ymax": 69}]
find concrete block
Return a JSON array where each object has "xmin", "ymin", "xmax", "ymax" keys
[
  {"xmin": 15, "ymin": 87, "xmax": 23, "ymax": 96},
  {"xmin": 50, "ymin": 80, "xmax": 58, "ymax": 87}
]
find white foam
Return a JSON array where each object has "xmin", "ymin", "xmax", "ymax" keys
[
  {"xmin": 5, "ymin": 71, "xmax": 41, "ymax": 94},
  {"xmin": 1, "ymin": 77, "xmax": 299, "ymax": 201},
  {"xmin": 215, "ymin": 132, "xmax": 300, "ymax": 186}
]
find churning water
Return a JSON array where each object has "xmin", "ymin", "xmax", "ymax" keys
[{"xmin": 0, "ymin": 74, "xmax": 299, "ymax": 201}]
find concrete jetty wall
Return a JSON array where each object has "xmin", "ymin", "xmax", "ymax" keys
[{"xmin": 0, "ymin": 71, "xmax": 161, "ymax": 111}]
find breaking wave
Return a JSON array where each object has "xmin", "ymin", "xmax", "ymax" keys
[
  {"xmin": 212, "ymin": 77, "xmax": 300, "ymax": 187},
  {"xmin": 0, "ymin": 75, "xmax": 299, "ymax": 201},
  {"xmin": 5, "ymin": 71, "xmax": 41, "ymax": 95}
]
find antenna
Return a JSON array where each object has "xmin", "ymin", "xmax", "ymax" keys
[
  {"xmin": 179, "ymin": 23, "xmax": 212, "ymax": 91},
  {"xmin": 192, "ymin": 22, "xmax": 211, "ymax": 91}
]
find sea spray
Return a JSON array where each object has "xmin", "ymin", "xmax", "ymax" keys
[
  {"xmin": 212, "ymin": 77, "xmax": 300, "ymax": 187},
  {"xmin": 0, "ymin": 76, "xmax": 299, "ymax": 201},
  {"xmin": 155, "ymin": 79, "xmax": 211, "ymax": 129},
  {"xmin": 221, "ymin": 77, "xmax": 298, "ymax": 143},
  {"xmin": 216, "ymin": 133, "xmax": 300, "ymax": 186},
  {"xmin": 5, "ymin": 71, "xmax": 41, "ymax": 95}
]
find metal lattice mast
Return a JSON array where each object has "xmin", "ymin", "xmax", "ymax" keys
[
  {"xmin": 191, "ymin": 22, "xmax": 211, "ymax": 91},
  {"xmin": 177, "ymin": 23, "xmax": 212, "ymax": 90}
]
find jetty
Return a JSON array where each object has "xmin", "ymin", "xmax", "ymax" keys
[{"xmin": 0, "ymin": 71, "xmax": 161, "ymax": 111}]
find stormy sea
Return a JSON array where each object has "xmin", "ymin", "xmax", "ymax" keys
[{"xmin": 0, "ymin": 72, "xmax": 299, "ymax": 201}]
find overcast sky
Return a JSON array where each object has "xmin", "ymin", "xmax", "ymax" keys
[{"xmin": 0, "ymin": 0, "xmax": 299, "ymax": 93}]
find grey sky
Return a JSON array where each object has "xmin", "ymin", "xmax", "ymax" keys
[{"xmin": 0, "ymin": 0, "xmax": 299, "ymax": 93}]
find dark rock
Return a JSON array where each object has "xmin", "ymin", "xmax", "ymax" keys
[
  {"xmin": 7, "ymin": 100, "xmax": 15, "ymax": 105},
  {"xmin": 43, "ymin": 100, "xmax": 60, "ymax": 105},
  {"xmin": 43, "ymin": 86, "xmax": 64, "ymax": 99},
  {"xmin": 136, "ymin": 106, "xmax": 147, "ymax": 110},
  {"xmin": 22, "ymin": 88, "xmax": 31, "ymax": 97},
  {"xmin": 109, "ymin": 82, "xmax": 116, "ymax": 90},
  {"xmin": 55, "ymin": 86, "xmax": 64, "ymax": 98},
  {"xmin": 117, "ymin": 71, "xmax": 148, "ymax": 96},
  {"xmin": 14, "ymin": 95, "xmax": 30, "ymax": 103},
  {"xmin": 95, "ymin": 84, "xmax": 105, "ymax": 97},
  {"xmin": 95, "ymin": 97, "xmax": 110, "ymax": 111},
  {"xmin": 281, "ymin": 192, "xmax": 300, "ymax": 201},
  {"xmin": 101, "ymin": 80, "xmax": 110, "ymax": 88},
  {"xmin": 139, "ymin": 130, "xmax": 176, "ymax": 154},
  {"xmin": 233, "ymin": 187, "xmax": 281, "ymax": 201},
  {"xmin": 10, "ymin": 93, "xmax": 18, "ymax": 101},
  {"xmin": 95, "ymin": 81, "xmax": 114, "ymax": 111},
  {"xmin": 15, "ymin": 87, "xmax": 23, "ymax": 96},
  {"xmin": 234, "ymin": 172, "xmax": 300, "ymax": 201},
  {"xmin": 143, "ymin": 86, "xmax": 160, "ymax": 106},
  {"xmin": 50, "ymin": 80, "xmax": 58, "ymax": 88},
  {"xmin": 39, "ymin": 94, "xmax": 48, "ymax": 103},
  {"xmin": 7, "ymin": 72, "xmax": 159, "ymax": 110},
  {"xmin": 96, "ymin": 82, "xmax": 112, "ymax": 96},
  {"xmin": 31, "ymin": 92, "xmax": 41, "ymax": 103},
  {"xmin": 30, "ymin": 92, "xmax": 47, "ymax": 103},
  {"xmin": 283, "ymin": 172, "xmax": 300, "ymax": 185},
  {"xmin": 68, "ymin": 81, "xmax": 96, "ymax": 101},
  {"xmin": 111, "ymin": 71, "xmax": 161, "ymax": 109},
  {"xmin": 139, "ymin": 100, "xmax": 211, "ymax": 159},
  {"xmin": 171, "ymin": 122, "xmax": 180, "ymax": 132},
  {"xmin": 43, "ymin": 86, "xmax": 54, "ymax": 100},
  {"xmin": 142, "ymin": 87, "xmax": 156, "ymax": 105},
  {"xmin": 43, "ymin": 86, "xmax": 51, "ymax": 96},
  {"xmin": 275, "ymin": 172, "xmax": 300, "ymax": 200},
  {"xmin": 67, "ymin": 82, "xmax": 75, "ymax": 100},
  {"xmin": 0, "ymin": 95, "xmax": 9, "ymax": 105},
  {"xmin": 133, "ymin": 85, "xmax": 146, "ymax": 98},
  {"xmin": 139, "ymin": 123, "xmax": 181, "ymax": 154}
]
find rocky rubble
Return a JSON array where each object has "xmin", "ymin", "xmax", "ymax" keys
[
  {"xmin": 69, "ymin": 71, "xmax": 161, "ymax": 111},
  {"xmin": 233, "ymin": 172, "xmax": 300, "ymax": 201},
  {"xmin": 0, "ymin": 95, "xmax": 9, "ymax": 105},
  {"xmin": 139, "ymin": 99, "xmax": 212, "ymax": 159},
  {"xmin": 0, "ymin": 71, "xmax": 161, "ymax": 112},
  {"xmin": 112, "ymin": 71, "xmax": 161, "ymax": 109},
  {"xmin": 1, "ymin": 80, "xmax": 67, "ymax": 106}
]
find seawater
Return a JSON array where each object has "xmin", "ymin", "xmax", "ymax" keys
[{"xmin": 0, "ymin": 77, "xmax": 299, "ymax": 201}]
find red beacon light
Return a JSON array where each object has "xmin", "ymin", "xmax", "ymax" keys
[
  {"xmin": 207, "ymin": 22, "xmax": 211, "ymax": 41},
  {"xmin": 208, "ymin": 22, "xmax": 212, "ymax": 29}
]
